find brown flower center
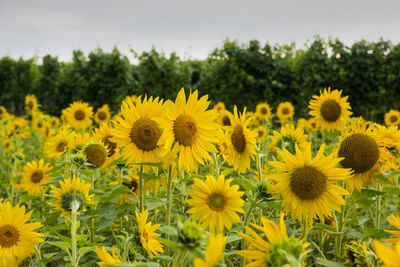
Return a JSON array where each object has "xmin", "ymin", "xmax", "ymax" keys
[
  {"xmin": 222, "ymin": 115, "xmax": 231, "ymax": 126},
  {"xmin": 173, "ymin": 115, "xmax": 198, "ymax": 146},
  {"xmin": 0, "ymin": 225, "xmax": 20, "ymax": 248},
  {"xmin": 97, "ymin": 111, "xmax": 107, "ymax": 121},
  {"xmin": 290, "ymin": 166, "xmax": 327, "ymax": 200},
  {"xmin": 31, "ymin": 170, "xmax": 43, "ymax": 183},
  {"xmin": 320, "ymin": 99, "xmax": 341, "ymax": 122},
  {"xmin": 74, "ymin": 110, "xmax": 85, "ymax": 121},
  {"xmin": 207, "ymin": 193, "xmax": 226, "ymax": 211},
  {"xmin": 123, "ymin": 179, "xmax": 139, "ymax": 193},
  {"xmin": 56, "ymin": 142, "xmax": 67, "ymax": 152},
  {"xmin": 390, "ymin": 115, "xmax": 398, "ymax": 123},
  {"xmin": 281, "ymin": 107, "xmax": 290, "ymax": 115},
  {"xmin": 260, "ymin": 107, "xmax": 268, "ymax": 115},
  {"xmin": 231, "ymin": 125, "xmax": 246, "ymax": 153},
  {"xmin": 103, "ymin": 136, "xmax": 117, "ymax": 157},
  {"xmin": 130, "ymin": 118, "xmax": 161, "ymax": 151},
  {"xmin": 27, "ymin": 101, "xmax": 34, "ymax": 110},
  {"xmin": 84, "ymin": 143, "xmax": 108, "ymax": 167},
  {"xmin": 338, "ymin": 133, "xmax": 379, "ymax": 174}
]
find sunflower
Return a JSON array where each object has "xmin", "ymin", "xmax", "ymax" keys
[
  {"xmin": 0, "ymin": 106, "xmax": 8, "ymax": 119},
  {"xmin": 256, "ymin": 102, "xmax": 271, "ymax": 121},
  {"xmin": 25, "ymin": 94, "xmax": 38, "ymax": 113},
  {"xmin": 308, "ymin": 87, "xmax": 352, "ymax": 132},
  {"xmin": 65, "ymin": 101, "xmax": 93, "ymax": 130},
  {"xmin": 338, "ymin": 119, "xmax": 390, "ymax": 192},
  {"xmin": 250, "ymin": 113, "xmax": 262, "ymax": 127},
  {"xmin": 224, "ymin": 106, "xmax": 257, "ymax": 174},
  {"xmin": 94, "ymin": 104, "xmax": 111, "ymax": 124},
  {"xmin": 44, "ymin": 128, "xmax": 75, "ymax": 159},
  {"xmin": 20, "ymin": 159, "xmax": 53, "ymax": 196},
  {"xmin": 213, "ymin": 102, "xmax": 226, "ymax": 113},
  {"xmin": 306, "ymin": 117, "xmax": 320, "ymax": 132},
  {"xmin": 83, "ymin": 141, "xmax": 109, "ymax": 168},
  {"xmin": 50, "ymin": 116, "xmax": 60, "ymax": 127},
  {"xmin": 158, "ymin": 88, "xmax": 219, "ymax": 173},
  {"xmin": 186, "ymin": 174, "xmax": 245, "ymax": 232},
  {"xmin": 373, "ymin": 240, "xmax": 400, "ymax": 267},
  {"xmin": 297, "ymin": 118, "xmax": 307, "ymax": 129},
  {"xmin": 112, "ymin": 95, "xmax": 164, "ymax": 166},
  {"xmin": 235, "ymin": 213, "xmax": 309, "ymax": 267},
  {"xmin": 256, "ymin": 125, "xmax": 268, "ymax": 140},
  {"xmin": 269, "ymin": 123, "xmax": 308, "ymax": 154},
  {"xmin": 218, "ymin": 110, "xmax": 232, "ymax": 127},
  {"xmin": 193, "ymin": 234, "xmax": 226, "ymax": 267},
  {"xmin": 0, "ymin": 201, "xmax": 44, "ymax": 267},
  {"xmin": 72, "ymin": 132, "xmax": 91, "ymax": 149},
  {"xmin": 277, "ymin": 101, "xmax": 295, "ymax": 123},
  {"xmin": 47, "ymin": 176, "xmax": 95, "ymax": 217},
  {"xmin": 96, "ymin": 246, "xmax": 121, "ymax": 266},
  {"xmin": 384, "ymin": 214, "xmax": 400, "ymax": 243},
  {"xmin": 92, "ymin": 123, "xmax": 120, "ymax": 164},
  {"xmin": 135, "ymin": 209, "xmax": 164, "ymax": 257},
  {"xmin": 122, "ymin": 94, "xmax": 140, "ymax": 106},
  {"xmin": 384, "ymin": 109, "xmax": 400, "ymax": 127},
  {"xmin": 268, "ymin": 143, "xmax": 352, "ymax": 225}
]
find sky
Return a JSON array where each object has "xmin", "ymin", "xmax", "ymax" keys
[{"xmin": 1, "ymin": 0, "xmax": 400, "ymax": 62}]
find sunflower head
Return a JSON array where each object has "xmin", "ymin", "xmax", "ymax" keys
[
  {"xmin": 256, "ymin": 102, "xmax": 271, "ymax": 121},
  {"xmin": 20, "ymin": 159, "xmax": 53, "ymax": 196},
  {"xmin": 277, "ymin": 101, "xmax": 295, "ymax": 122},
  {"xmin": 65, "ymin": 101, "xmax": 93, "ymax": 130},
  {"xmin": 94, "ymin": 104, "xmax": 111, "ymax": 124},
  {"xmin": 385, "ymin": 109, "xmax": 400, "ymax": 126},
  {"xmin": 345, "ymin": 240, "xmax": 375, "ymax": 267},
  {"xmin": 178, "ymin": 220, "xmax": 203, "ymax": 249},
  {"xmin": 25, "ymin": 94, "xmax": 38, "ymax": 113},
  {"xmin": 219, "ymin": 110, "xmax": 232, "ymax": 127},
  {"xmin": 213, "ymin": 102, "xmax": 226, "ymax": 113},
  {"xmin": 83, "ymin": 142, "xmax": 109, "ymax": 168}
]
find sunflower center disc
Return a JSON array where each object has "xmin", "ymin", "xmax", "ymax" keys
[
  {"xmin": 103, "ymin": 136, "xmax": 117, "ymax": 157},
  {"xmin": 231, "ymin": 125, "xmax": 246, "ymax": 153},
  {"xmin": 258, "ymin": 130, "xmax": 265, "ymax": 138},
  {"xmin": 131, "ymin": 118, "xmax": 161, "ymax": 151},
  {"xmin": 56, "ymin": 142, "xmax": 67, "ymax": 152},
  {"xmin": 123, "ymin": 179, "xmax": 138, "ymax": 192},
  {"xmin": 207, "ymin": 193, "xmax": 226, "ymax": 211},
  {"xmin": 74, "ymin": 110, "xmax": 85, "ymax": 121},
  {"xmin": 27, "ymin": 101, "xmax": 33, "ymax": 110},
  {"xmin": 97, "ymin": 111, "xmax": 107, "ymax": 121},
  {"xmin": 320, "ymin": 99, "xmax": 342, "ymax": 122},
  {"xmin": 222, "ymin": 115, "xmax": 231, "ymax": 126},
  {"xmin": 0, "ymin": 225, "xmax": 20, "ymax": 248},
  {"xmin": 31, "ymin": 171, "xmax": 43, "ymax": 183},
  {"xmin": 173, "ymin": 115, "xmax": 198, "ymax": 146},
  {"xmin": 289, "ymin": 166, "xmax": 327, "ymax": 200},
  {"xmin": 282, "ymin": 107, "xmax": 290, "ymax": 115},
  {"xmin": 84, "ymin": 143, "xmax": 107, "ymax": 167},
  {"xmin": 390, "ymin": 115, "xmax": 398, "ymax": 123},
  {"xmin": 338, "ymin": 133, "xmax": 380, "ymax": 174},
  {"xmin": 261, "ymin": 107, "xmax": 268, "ymax": 115}
]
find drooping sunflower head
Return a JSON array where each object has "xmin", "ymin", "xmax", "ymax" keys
[
  {"xmin": 47, "ymin": 175, "xmax": 95, "ymax": 217},
  {"xmin": 384, "ymin": 109, "xmax": 400, "ymax": 126},
  {"xmin": 338, "ymin": 119, "xmax": 390, "ymax": 192},
  {"xmin": 213, "ymin": 102, "xmax": 226, "ymax": 113},
  {"xmin": 83, "ymin": 141, "xmax": 109, "ymax": 168},
  {"xmin": 112, "ymin": 95, "xmax": 164, "ymax": 166},
  {"xmin": 269, "ymin": 123, "xmax": 308, "ymax": 154},
  {"xmin": 256, "ymin": 102, "xmax": 271, "ymax": 121},
  {"xmin": 94, "ymin": 104, "xmax": 111, "ymax": 124},
  {"xmin": 308, "ymin": 87, "xmax": 352, "ymax": 132},
  {"xmin": 65, "ymin": 101, "xmax": 93, "ymax": 130},
  {"xmin": 224, "ymin": 106, "xmax": 258, "ymax": 174},
  {"xmin": 158, "ymin": 88, "xmax": 219, "ymax": 173},
  {"xmin": 25, "ymin": 94, "xmax": 38, "ymax": 113},
  {"xmin": 268, "ymin": 143, "xmax": 352, "ymax": 224},
  {"xmin": 186, "ymin": 174, "xmax": 245, "ymax": 232},
  {"xmin": 44, "ymin": 127, "xmax": 75, "ymax": 159},
  {"xmin": 0, "ymin": 201, "xmax": 44, "ymax": 266},
  {"xmin": 277, "ymin": 101, "xmax": 295, "ymax": 122},
  {"xmin": 20, "ymin": 159, "xmax": 53, "ymax": 196}
]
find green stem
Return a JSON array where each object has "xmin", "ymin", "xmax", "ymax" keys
[
  {"xmin": 166, "ymin": 165, "xmax": 173, "ymax": 235},
  {"xmin": 70, "ymin": 201, "xmax": 79, "ymax": 267},
  {"xmin": 376, "ymin": 182, "xmax": 381, "ymax": 229},
  {"xmin": 139, "ymin": 165, "xmax": 144, "ymax": 211},
  {"xmin": 335, "ymin": 205, "xmax": 345, "ymax": 261}
]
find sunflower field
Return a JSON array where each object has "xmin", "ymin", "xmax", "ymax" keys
[{"xmin": 1, "ymin": 87, "xmax": 400, "ymax": 267}]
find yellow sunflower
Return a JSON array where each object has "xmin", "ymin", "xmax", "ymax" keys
[
  {"xmin": 122, "ymin": 94, "xmax": 140, "ymax": 106},
  {"xmin": 213, "ymin": 102, "xmax": 226, "ymax": 113},
  {"xmin": 338, "ymin": 119, "xmax": 390, "ymax": 192},
  {"xmin": 268, "ymin": 142, "xmax": 352, "ymax": 225},
  {"xmin": 47, "ymin": 176, "xmax": 95, "ymax": 217},
  {"xmin": 235, "ymin": 213, "xmax": 309, "ymax": 267},
  {"xmin": 276, "ymin": 101, "xmax": 295, "ymax": 123},
  {"xmin": 385, "ymin": 109, "xmax": 400, "ymax": 127},
  {"xmin": 96, "ymin": 246, "xmax": 121, "ymax": 266},
  {"xmin": 186, "ymin": 174, "xmax": 245, "ymax": 232},
  {"xmin": 384, "ymin": 214, "xmax": 400, "ymax": 243},
  {"xmin": 94, "ymin": 104, "xmax": 111, "ymax": 124},
  {"xmin": 218, "ymin": 110, "xmax": 232, "ymax": 127},
  {"xmin": 82, "ymin": 141, "xmax": 109, "ymax": 168},
  {"xmin": 193, "ymin": 234, "xmax": 226, "ymax": 267},
  {"xmin": 65, "ymin": 101, "xmax": 93, "ymax": 130},
  {"xmin": 72, "ymin": 132, "xmax": 91, "ymax": 149},
  {"xmin": 269, "ymin": 123, "xmax": 308, "ymax": 154},
  {"xmin": 308, "ymin": 87, "xmax": 352, "ymax": 131},
  {"xmin": 92, "ymin": 123, "xmax": 120, "ymax": 164},
  {"xmin": 50, "ymin": 116, "xmax": 60, "ymax": 127},
  {"xmin": 44, "ymin": 127, "xmax": 75, "ymax": 159},
  {"xmin": 158, "ymin": 88, "xmax": 219, "ymax": 173},
  {"xmin": 25, "ymin": 94, "xmax": 38, "ymax": 113},
  {"xmin": 0, "ymin": 201, "xmax": 44, "ymax": 267},
  {"xmin": 20, "ymin": 159, "xmax": 53, "ymax": 196},
  {"xmin": 297, "ymin": 118, "xmax": 307, "ymax": 129},
  {"xmin": 256, "ymin": 125, "xmax": 268, "ymax": 140},
  {"xmin": 256, "ymin": 102, "xmax": 271, "ymax": 121},
  {"xmin": 306, "ymin": 117, "xmax": 320, "ymax": 132},
  {"xmin": 112, "ymin": 95, "xmax": 164, "ymax": 166},
  {"xmin": 373, "ymin": 240, "xmax": 400, "ymax": 267},
  {"xmin": 0, "ymin": 106, "xmax": 8, "ymax": 119},
  {"xmin": 224, "ymin": 106, "xmax": 257, "ymax": 174},
  {"xmin": 250, "ymin": 113, "xmax": 262, "ymax": 127},
  {"xmin": 135, "ymin": 209, "xmax": 164, "ymax": 257}
]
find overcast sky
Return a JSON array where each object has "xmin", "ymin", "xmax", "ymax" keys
[{"xmin": 1, "ymin": 0, "xmax": 399, "ymax": 62}]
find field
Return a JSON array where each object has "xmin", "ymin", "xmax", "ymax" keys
[{"xmin": 1, "ymin": 87, "xmax": 400, "ymax": 266}]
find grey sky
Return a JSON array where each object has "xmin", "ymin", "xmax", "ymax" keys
[{"xmin": 1, "ymin": 0, "xmax": 399, "ymax": 62}]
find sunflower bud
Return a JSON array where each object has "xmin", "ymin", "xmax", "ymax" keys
[
  {"xmin": 265, "ymin": 236, "xmax": 307, "ymax": 266},
  {"xmin": 178, "ymin": 221, "xmax": 202, "ymax": 249},
  {"xmin": 345, "ymin": 240, "xmax": 375, "ymax": 267}
]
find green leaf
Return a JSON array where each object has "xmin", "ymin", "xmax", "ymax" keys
[
  {"xmin": 145, "ymin": 198, "xmax": 164, "ymax": 211},
  {"xmin": 78, "ymin": 246, "xmax": 94, "ymax": 257},
  {"xmin": 47, "ymin": 241, "xmax": 71, "ymax": 253},
  {"xmin": 138, "ymin": 172, "xmax": 161, "ymax": 182},
  {"xmin": 362, "ymin": 227, "xmax": 390, "ymax": 239},
  {"xmin": 315, "ymin": 257, "xmax": 346, "ymax": 267}
]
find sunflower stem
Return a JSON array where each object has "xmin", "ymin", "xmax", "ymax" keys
[
  {"xmin": 70, "ymin": 200, "xmax": 79, "ymax": 267},
  {"xmin": 335, "ymin": 204, "xmax": 345, "ymax": 261},
  {"xmin": 375, "ymin": 182, "xmax": 381, "ymax": 229},
  {"xmin": 166, "ymin": 165, "xmax": 173, "ymax": 245},
  {"xmin": 139, "ymin": 164, "xmax": 144, "ymax": 211}
]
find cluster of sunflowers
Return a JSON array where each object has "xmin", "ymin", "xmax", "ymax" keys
[{"xmin": 1, "ymin": 87, "xmax": 400, "ymax": 266}]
